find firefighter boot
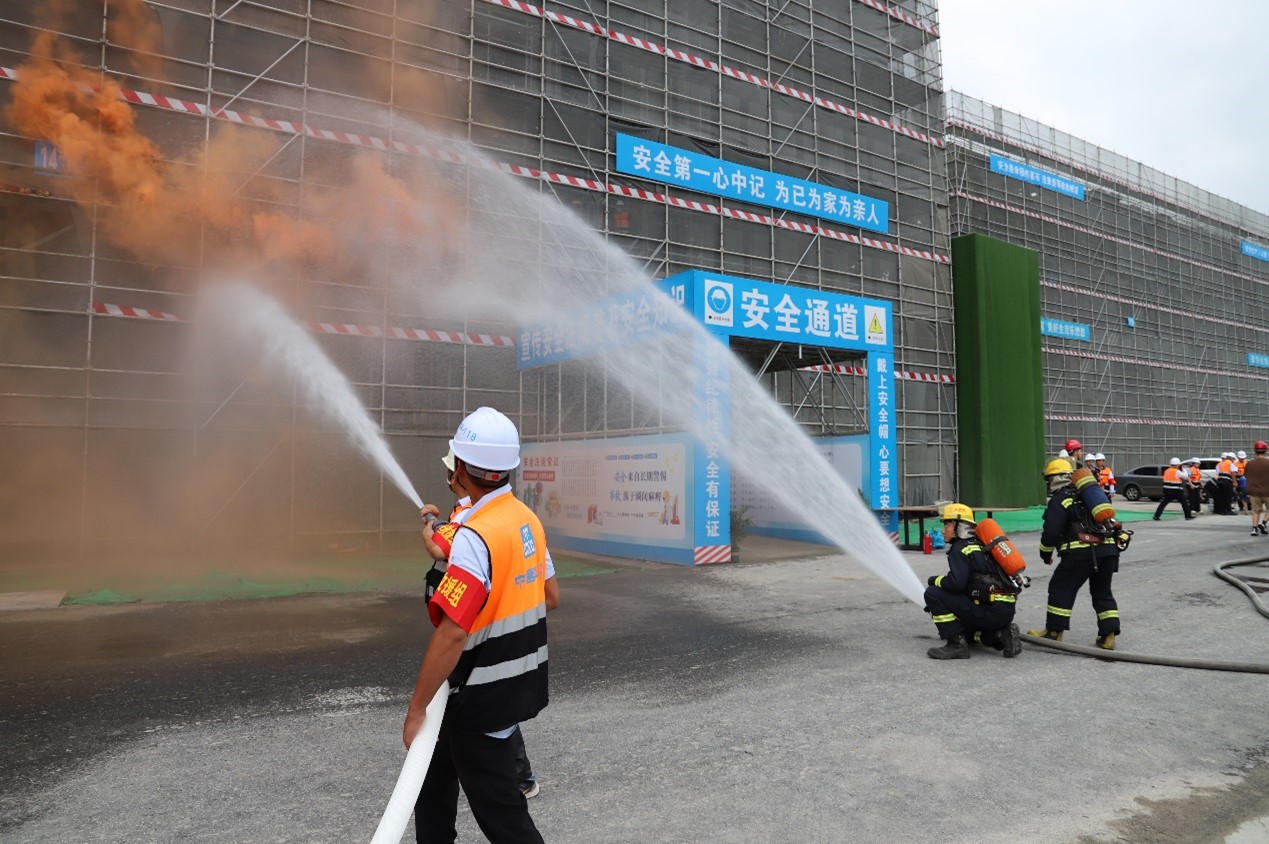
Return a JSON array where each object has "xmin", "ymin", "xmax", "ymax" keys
[
  {"xmin": 927, "ymin": 634, "xmax": 970, "ymax": 660},
  {"xmin": 1026, "ymin": 627, "xmax": 1064, "ymax": 641},
  {"xmin": 1096, "ymin": 632, "xmax": 1117, "ymax": 651},
  {"xmin": 999, "ymin": 623, "xmax": 1022, "ymax": 658}
]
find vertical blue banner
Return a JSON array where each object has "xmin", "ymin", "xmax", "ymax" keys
[
  {"xmin": 868, "ymin": 350, "xmax": 898, "ymax": 534},
  {"xmin": 693, "ymin": 331, "xmax": 731, "ymax": 556}
]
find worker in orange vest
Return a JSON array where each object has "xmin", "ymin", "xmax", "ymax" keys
[
  {"xmin": 1235, "ymin": 450, "xmax": 1250, "ymax": 512},
  {"xmin": 1095, "ymin": 453, "xmax": 1115, "ymax": 502},
  {"xmin": 1153, "ymin": 458, "xmax": 1193, "ymax": 520},
  {"xmin": 1185, "ymin": 457, "xmax": 1203, "ymax": 517},
  {"xmin": 1215, "ymin": 452, "xmax": 1238, "ymax": 515}
]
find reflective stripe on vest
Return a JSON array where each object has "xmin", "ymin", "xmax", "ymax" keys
[
  {"xmin": 1162, "ymin": 467, "xmax": 1183, "ymax": 490},
  {"xmin": 448, "ymin": 492, "xmax": 549, "ymax": 732}
]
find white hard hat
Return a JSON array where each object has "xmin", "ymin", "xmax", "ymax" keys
[
  {"xmin": 1226, "ymin": 452, "xmax": 1236, "ymax": 459},
  {"xmin": 441, "ymin": 448, "xmax": 456, "ymax": 472},
  {"xmin": 450, "ymin": 406, "xmax": 521, "ymax": 476},
  {"xmin": 1170, "ymin": 457, "xmax": 1181, "ymax": 466},
  {"xmin": 1094, "ymin": 453, "xmax": 1105, "ymax": 461},
  {"xmin": 1058, "ymin": 449, "xmax": 1069, "ymax": 458},
  {"xmin": 1190, "ymin": 457, "xmax": 1201, "ymax": 464},
  {"xmin": 1238, "ymin": 450, "xmax": 1247, "ymax": 459}
]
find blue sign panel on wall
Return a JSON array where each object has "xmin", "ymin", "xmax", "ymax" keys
[
  {"xmin": 1040, "ymin": 317, "xmax": 1091, "ymax": 342},
  {"xmin": 615, "ymin": 133, "xmax": 889, "ymax": 234},
  {"xmin": 1243, "ymin": 241, "xmax": 1269, "ymax": 263},
  {"xmin": 670, "ymin": 270, "xmax": 892, "ymax": 352},
  {"xmin": 991, "ymin": 155, "xmax": 1085, "ymax": 200},
  {"xmin": 34, "ymin": 141, "xmax": 65, "ymax": 175},
  {"xmin": 1250, "ymin": 353, "xmax": 1269, "ymax": 369}
]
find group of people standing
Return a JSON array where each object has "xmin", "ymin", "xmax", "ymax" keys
[{"xmin": 1153, "ymin": 443, "xmax": 1269, "ymax": 530}]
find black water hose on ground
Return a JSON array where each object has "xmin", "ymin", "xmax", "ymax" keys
[
  {"xmin": 1213, "ymin": 555, "xmax": 1269, "ymax": 620},
  {"xmin": 1020, "ymin": 554, "xmax": 1269, "ymax": 674}
]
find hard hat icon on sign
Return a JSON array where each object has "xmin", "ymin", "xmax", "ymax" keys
[{"xmin": 703, "ymin": 279, "xmax": 734, "ymax": 327}]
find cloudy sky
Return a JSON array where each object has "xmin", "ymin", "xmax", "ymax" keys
[{"xmin": 937, "ymin": 1, "xmax": 1269, "ymax": 219}]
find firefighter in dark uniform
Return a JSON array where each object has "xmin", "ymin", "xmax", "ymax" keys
[
  {"xmin": 1028, "ymin": 458, "xmax": 1123, "ymax": 650},
  {"xmin": 923, "ymin": 503, "xmax": 1021, "ymax": 660}
]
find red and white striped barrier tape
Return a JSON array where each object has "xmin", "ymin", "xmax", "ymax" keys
[
  {"xmin": 92, "ymin": 302, "xmax": 180, "ymax": 321},
  {"xmin": 888, "ymin": 530, "xmax": 900, "ymax": 546},
  {"xmin": 1046, "ymin": 413, "xmax": 1262, "ymax": 430},
  {"xmin": 945, "ymin": 121, "xmax": 1268, "ymax": 241},
  {"xmin": 694, "ymin": 545, "xmax": 732, "ymax": 564},
  {"xmin": 91, "ymin": 302, "xmax": 516, "ymax": 347},
  {"xmin": 1043, "ymin": 343, "xmax": 1269, "ymax": 384},
  {"xmin": 0, "ymin": 66, "xmax": 950, "ymax": 265},
  {"xmin": 852, "ymin": 0, "xmax": 940, "ymax": 37},
  {"xmin": 481, "ymin": 0, "xmax": 942, "ymax": 148},
  {"xmin": 799, "ymin": 363, "xmax": 954, "ymax": 383},
  {"xmin": 952, "ymin": 190, "xmax": 1269, "ymax": 287}
]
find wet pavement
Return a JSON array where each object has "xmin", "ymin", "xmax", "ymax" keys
[{"xmin": 3, "ymin": 501, "xmax": 1268, "ymax": 843}]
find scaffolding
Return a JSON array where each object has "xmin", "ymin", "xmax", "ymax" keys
[
  {"xmin": 0, "ymin": 0, "xmax": 956, "ymax": 561},
  {"xmin": 946, "ymin": 91, "xmax": 1269, "ymax": 471}
]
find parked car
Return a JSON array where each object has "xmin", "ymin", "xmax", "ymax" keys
[
  {"xmin": 1118, "ymin": 465, "xmax": 1165, "ymax": 502},
  {"xmin": 1118, "ymin": 460, "xmax": 1219, "ymax": 503}
]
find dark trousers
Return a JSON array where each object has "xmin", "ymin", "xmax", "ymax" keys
[
  {"xmin": 1154, "ymin": 488, "xmax": 1191, "ymax": 519},
  {"xmin": 1215, "ymin": 478, "xmax": 1235, "ymax": 514},
  {"xmin": 1187, "ymin": 486, "xmax": 1201, "ymax": 515},
  {"xmin": 509, "ymin": 725, "xmax": 535, "ymax": 786},
  {"xmin": 415, "ymin": 720, "xmax": 543, "ymax": 844},
  {"xmin": 924, "ymin": 586, "xmax": 1014, "ymax": 640},
  {"xmin": 1044, "ymin": 551, "xmax": 1120, "ymax": 636}
]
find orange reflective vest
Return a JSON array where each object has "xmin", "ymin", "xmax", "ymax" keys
[
  {"xmin": 1162, "ymin": 467, "xmax": 1184, "ymax": 489},
  {"xmin": 1218, "ymin": 460, "xmax": 1235, "ymax": 479},
  {"xmin": 447, "ymin": 491, "xmax": 549, "ymax": 732},
  {"xmin": 1188, "ymin": 466, "xmax": 1202, "ymax": 484},
  {"xmin": 1236, "ymin": 459, "xmax": 1247, "ymax": 477},
  {"xmin": 1098, "ymin": 466, "xmax": 1115, "ymax": 489}
]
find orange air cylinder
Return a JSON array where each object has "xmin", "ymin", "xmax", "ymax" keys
[
  {"xmin": 974, "ymin": 517, "xmax": 1026, "ymax": 577},
  {"xmin": 1072, "ymin": 466, "xmax": 1117, "ymax": 524}
]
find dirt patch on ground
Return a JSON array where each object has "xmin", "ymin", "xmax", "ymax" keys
[{"xmin": 1079, "ymin": 755, "xmax": 1269, "ymax": 843}]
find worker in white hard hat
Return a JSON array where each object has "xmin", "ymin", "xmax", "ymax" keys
[
  {"xmin": 1235, "ymin": 450, "xmax": 1250, "ymax": 512},
  {"xmin": 404, "ymin": 407, "xmax": 558, "ymax": 841},
  {"xmin": 1154, "ymin": 457, "xmax": 1193, "ymax": 521},
  {"xmin": 1094, "ymin": 453, "xmax": 1115, "ymax": 502},
  {"xmin": 1186, "ymin": 457, "xmax": 1204, "ymax": 516},
  {"xmin": 1215, "ymin": 452, "xmax": 1238, "ymax": 515},
  {"xmin": 420, "ymin": 445, "xmax": 546, "ymax": 801}
]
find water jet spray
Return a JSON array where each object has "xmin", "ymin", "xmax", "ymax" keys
[{"xmin": 199, "ymin": 282, "xmax": 423, "ymax": 511}]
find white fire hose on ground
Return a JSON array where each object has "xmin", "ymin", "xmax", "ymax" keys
[{"xmin": 370, "ymin": 681, "xmax": 450, "ymax": 844}]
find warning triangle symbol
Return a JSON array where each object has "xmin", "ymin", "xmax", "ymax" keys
[{"xmin": 868, "ymin": 313, "xmax": 883, "ymax": 335}]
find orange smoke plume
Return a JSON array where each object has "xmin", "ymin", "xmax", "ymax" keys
[{"xmin": 5, "ymin": 0, "xmax": 467, "ymax": 278}]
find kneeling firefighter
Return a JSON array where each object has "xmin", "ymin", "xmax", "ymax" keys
[
  {"xmin": 1029, "ymin": 458, "xmax": 1131, "ymax": 650},
  {"xmin": 923, "ymin": 503, "xmax": 1022, "ymax": 660}
]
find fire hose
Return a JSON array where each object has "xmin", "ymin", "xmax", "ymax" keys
[
  {"xmin": 1021, "ymin": 555, "xmax": 1269, "ymax": 674},
  {"xmin": 370, "ymin": 681, "xmax": 450, "ymax": 844}
]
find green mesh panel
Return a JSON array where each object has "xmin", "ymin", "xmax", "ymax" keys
[{"xmin": 951, "ymin": 234, "xmax": 1045, "ymax": 507}]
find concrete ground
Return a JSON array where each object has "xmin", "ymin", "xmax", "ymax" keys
[{"xmin": 2, "ymin": 499, "xmax": 1268, "ymax": 843}]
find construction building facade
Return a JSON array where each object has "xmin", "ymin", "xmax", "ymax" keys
[
  {"xmin": 0, "ymin": 0, "xmax": 953, "ymax": 560},
  {"xmin": 946, "ymin": 91, "xmax": 1269, "ymax": 470}
]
